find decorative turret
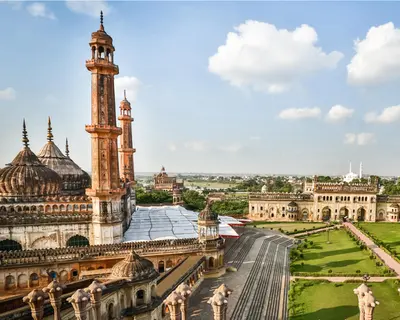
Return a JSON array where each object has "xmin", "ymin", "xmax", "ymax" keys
[{"xmin": 198, "ymin": 200, "xmax": 219, "ymax": 242}]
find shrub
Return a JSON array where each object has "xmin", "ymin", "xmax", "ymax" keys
[
  {"xmin": 328, "ymin": 269, "xmax": 332, "ymax": 274},
  {"xmin": 334, "ymin": 283, "xmax": 343, "ymax": 287},
  {"xmin": 294, "ymin": 229, "xmax": 297, "ymax": 232},
  {"xmin": 303, "ymin": 244, "xmax": 308, "ymax": 249},
  {"xmin": 356, "ymin": 270, "xmax": 361, "ymax": 274},
  {"xmin": 309, "ymin": 241, "xmax": 313, "ymax": 245},
  {"xmin": 299, "ymin": 253, "xmax": 304, "ymax": 259}
]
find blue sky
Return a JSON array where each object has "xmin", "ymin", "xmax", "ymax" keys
[{"xmin": 2, "ymin": 1, "xmax": 400, "ymax": 176}]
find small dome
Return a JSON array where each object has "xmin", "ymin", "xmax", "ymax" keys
[
  {"xmin": 111, "ymin": 251, "xmax": 158, "ymax": 281},
  {"xmin": 198, "ymin": 201, "xmax": 218, "ymax": 221},
  {"xmin": 288, "ymin": 201, "xmax": 298, "ymax": 207},
  {"xmin": 390, "ymin": 203, "xmax": 399, "ymax": 208}
]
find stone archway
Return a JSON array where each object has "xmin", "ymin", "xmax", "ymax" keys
[
  {"xmin": 322, "ymin": 207, "xmax": 331, "ymax": 222},
  {"xmin": 378, "ymin": 210, "xmax": 385, "ymax": 221},
  {"xmin": 301, "ymin": 209, "xmax": 309, "ymax": 221},
  {"xmin": 357, "ymin": 207, "xmax": 366, "ymax": 221},
  {"xmin": 339, "ymin": 207, "xmax": 349, "ymax": 221}
]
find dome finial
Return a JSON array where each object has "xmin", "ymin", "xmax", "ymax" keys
[
  {"xmin": 22, "ymin": 119, "xmax": 29, "ymax": 148},
  {"xmin": 47, "ymin": 116, "xmax": 53, "ymax": 142},
  {"xmin": 65, "ymin": 138, "xmax": 70, "ymax": 157},
  {"xmin": 124, "ymin": 89, "xmax": 126, "ymax": 100},
  {"xmin": 100, "ymin": 11, "xmax": 104, "ymax": 31}
]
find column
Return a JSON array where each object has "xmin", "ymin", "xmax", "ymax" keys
[
  {"xmin": 43, "ymin": 280, "xmax": 66, "ymax": 320},
  {"xmin": 176, "ymin": 283, "xmax": 191, "ymax": 320},
  {"xmin": 67, "ymin": 289, "xmax": 91, "ymax": 320},
  {"xmin": 85, "ymin": 280, "xmax": 106, "ymax": 320},
  {"xmin": 364, "ymin": 291, "xmax": 379, "ymax": 320},
  {"xmin": 164, "ymin": 291, "xmax": 184, "ymax": 320},
  {"xmin": 208, "ymin": 292, "xmax": 227, "ymax": 320},
  {"xmin": 353, "ymin": 283, "xmax": 369, "ymax": 320},
  {"xmin": 23, "ymin": 289, "xmax": 47, "ymax": 320},
  {"xmin": 213, "ymin": 284, "xmax": 232, "ymax": 320}
]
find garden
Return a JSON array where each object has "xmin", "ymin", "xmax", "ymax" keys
[{"xmin": 249, "ymin": 221, "xmax": 327, "ymax": 235}]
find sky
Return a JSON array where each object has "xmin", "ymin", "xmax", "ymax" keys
[{"xmin": 2, "ymin": 1, "xmax": 400, "ymax": 176}]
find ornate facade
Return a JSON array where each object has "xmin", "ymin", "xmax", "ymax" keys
[{"xmin": 249, "ymin": 176, "xmax": 400, "ymax": 222}]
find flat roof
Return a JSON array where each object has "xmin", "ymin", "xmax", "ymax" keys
[{"xmin": 123, "ymin": 205, "xmax": 240, "ymax": 242}]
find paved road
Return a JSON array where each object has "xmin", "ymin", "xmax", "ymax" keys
[
  {"xmin": 344, "ymin": 222, "xmax": 400, "ymax": 276},
  {"xmin": 188, "ymin": 229, "xmax": 295, "ymax": 320}
]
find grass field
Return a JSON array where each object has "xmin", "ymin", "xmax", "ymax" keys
[
  {"xmin": 184, "ymin": 180, "xmax": 238, "ymax": 189},
  {"xmin": 358, "ymin": 222, "xmax": 400, "ymax": 253},
  {"xmin": 253, "ymin": 222, "xmax": 325, "ymax": 233},
  {"xmin": 291, "ymin": 229, "xmax": 384, "ymax": 275},
  {"xmin": 289, "ymin": 280, "xmax": 400, "ymax": 320}
]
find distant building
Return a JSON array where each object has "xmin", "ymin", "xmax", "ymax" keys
[
  {"xmin": 343, "ymin": 161, "xmax": 362, "ymax": 183},
  {"xmin": 153, "ymin": 166, "xmax": 184, "ymax": 192}
]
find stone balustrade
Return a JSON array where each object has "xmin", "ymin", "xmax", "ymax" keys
[{"xmin": 249, "ymin": 192, "xmax": 313, "ymax": 201}]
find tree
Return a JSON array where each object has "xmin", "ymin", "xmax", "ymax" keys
[{"xmin": 182, "ymin": 190, "xmax": 206, "ymax": 211}]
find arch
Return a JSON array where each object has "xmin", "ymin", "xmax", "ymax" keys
[
  {"xmin": 31, "ymin": 237, "xmax": 58, "ymax": 249},
  {"xmin": 52, "ymin": 204, "xmax": 58, "ymax": 212},
  {"xmin": 66, "ymin": 235, "xmax": 89, "ymax": 247},
  {"xmin": 107, "ymin": 303, "xmax": 114, "ymax": 320},
  {"xmin": 357, "ymin": 207, "xmax": 366, "ymax": 221},
  {"xmin": 120, "ymin": 294, "xmax": 125, "ymax": 309},
  {"xmin": 60, "ymin": 204, "xmax": 65, "ymax": 212},
  {"xmin": 38, "ymin": 205, "xmax": 44, "ymax": 213},
  {"xmin": 67, "ymin": 205, "xmax": 73, "ymax": 212},
  {"xmin": 322, "ymin": 207, "xmax": 331, "ymax": 222},
  {"xmin": 339, "ymin": 207, "xmax": 349, "ymax": 221},
  {"xmin": 80, "ymin": 204, "xmax": 86, "ymax": 211},
  {"xmin": 301, "ymin": 209, "xmax": 308, "ymax": 221},
  {"xmin": 45, "ymin": 205, "xmax": 51, "ymax": 213},
  {"xmin": 0, "ymin": 239, "xmax": 22, "ymax": 251},
  {"xmin": 15, "ymin": 206, "xmax": 22, "ymax": 213},
  {"xmin": 29, "ymin": 273, "xmax": 39, "ymax": 287},
  {"xmin": 209, "ymin": 257, "xmax": 215, "ymax": 269},
  {"xmin": 378, "ymin": 210, "xmax": 385, "ymax": 221},
  {"xmin": 166, "ymin": 259, "xmax": 173, "ymax": 270},
  {"xmin": 70, "ymin": 269, "xmax": 79, "ymax": 280},
  {"xmin": 18, "ymin": 274, "xmax": 28, "ymax": 289},
  {"xmin": 48, "ymin": 271, "xmax": 57, "ymax": 283},
  {"xmin": 158, "ymin": 261, "xmax": 165, "ymax": 273},
  {"xmin": 136, "ymin": 289, "xmax": 145, "ymax": 306},
  {"xmin": 151, "ymin": 285, "xmax": 156, "ymax": 298},
  {"xmin": 60, "ymin": 270, "xmax": 68, "ymax": 282},
  {"xmin": 5, "ymin": 275, "xmax": 15, "ymax": 290}
]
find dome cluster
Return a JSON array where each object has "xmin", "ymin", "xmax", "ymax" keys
[
  {"xmin": 111, "ymin": 250, "xmax": 158, "ymax": 281},
  {"xmin": 0, "ymin": 119, "xmax": 90, "ymax": 200}
]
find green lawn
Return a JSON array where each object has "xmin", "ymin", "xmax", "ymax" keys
[
  {"xmin": 358, "ymin": 222, "xmax": 400, "ymax": 253},
  {"xmin": 291, "ymin": 229, "xmax": 384, "ymax": 275},
  {"xmin": 184, "ymin": 180, "xmax": 238, "ymax": 189},
  {"xmin": 254, "ymin": 222, "xmax": 325, "ymax": 233},
  {"xmin": 289, "ymin": 280, "xmax": 400, "ymax": 320}
]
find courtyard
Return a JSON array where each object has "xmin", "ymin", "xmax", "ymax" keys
[
  {"xmin": 291, "ymin": 229, "xmax": 386, "ymax": 275},
  {"xmin": 358, "ymin": 222, "xmax": 400, "ymax": 254},
  {"xmin": 252, "ymin": 222, "xmax": 325, "ymax": 233},
  {"xmin": 289, "ymin": 279, "xmax": 400, "ymax": 320}
]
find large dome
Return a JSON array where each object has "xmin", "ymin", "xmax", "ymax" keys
[
  {"xmin": 37, "ymin": 119, "xmax": 91, "ymax": 196},
  {"xmin": 111, "ymin": 250, "xmax": 158, "ymax": 281},
  {"xmin": 0, "ymin": 121, "xmax": 62, "ymax": 199}
]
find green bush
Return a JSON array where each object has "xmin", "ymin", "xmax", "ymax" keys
[
  {"xmin": 356, "ymin": 270, "xmax": 361, "ymax": 274},
  {"xmin": 328, "ymin": 269, "xmax": 332, "ymax": 274}
]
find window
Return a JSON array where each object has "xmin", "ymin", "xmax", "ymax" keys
[
  {"xmin": 282, "ymin": 207, "xmax": 285, "ymax": 211},
  {"xmin": 0, "ymin": 239, "xmax": 22, "ymax": 251},
  {"xmin": 66, "ymin": 235, "xmax": 89, "ymax": 247}
]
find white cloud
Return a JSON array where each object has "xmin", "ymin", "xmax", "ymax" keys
[
  {"xmin": 278, "ymin": 107, "xmax": 321, "ymax": 120},
  {"xmin": 365, "ymin": 105, "xmax": 400, "ymax": 124},
  {"xmin": 208, "ymin": 21, "xmax": 343, "ymax": 93},
  {"xmin": 114, "ymin": 76, "xmax": 141, "ymax": 102},
  {"xmin": 0, "ymin": 87, "xmax": 16, "ymax": 101},
  {"xmin": 26, "ymin": 2, "xmax": 56, "ymax": 20},
  {"xmin": 65, "ymin": 0, "xmax": 111, "ymax": 17},
  {"xmin": 219, "ymin": 144, "xmax": 242, "ymax": 153},
  {"xmin": 168, "ymin": 143, "xmax": 177, "ymax": 152},
  {"xmin": 344, "ymin": 133, "xmax": 376, "ymax": 146},
  {"xmin": 326, "ymin": 105, "xmax": 354, "ymax": 122},
  {"xmin": 348, "ymin": 22, "xmax": 400, "ymax": 85},
  {"xmin": 250, "ymin": 136, "xmax": 261, "ymax": 141},
  {"xmin": 184, "ymin": 141, "xmax": 206, "ymax": 152}
]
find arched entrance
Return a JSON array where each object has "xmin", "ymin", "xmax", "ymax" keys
[
  {"xmin": 339, "ymin": 207, "xmax": 349, "ymax": 221},
  {"xmin": 322, "ymin": 207, "xmax": 331, "ymax": 222},
  {"xmin": 0, "ymin": 239, "xmax": 22, "ymax": 251},
  {"xmin": 66, "ymin": 235, "xmax": 89, "ymax": 247},
  {"xmin": 302, "ymin": 209, "xmax": 309, "ymax": 221},
  {"xmin": 357, "ymin": 208, "xmax": 366, "ymax": 221}
]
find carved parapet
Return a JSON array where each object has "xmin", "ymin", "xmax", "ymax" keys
[
  {"xmin": 213, "ymin": 284, "xmax": 232, "ymax": 298},
  {"xmin": 248, "ymin": 192, "xmax": 313, "ymax": 201},
  {"xmin": 164, "ymin": 291, "xmax": 184, "ymax": 320},
  {"xmin": 208, "ymin": 292, "xmax": 228, "ymax": 320},
  {"xmin": 85, "ymin": 280, "xmax": 106, "ymax": 320},
  {"xmin": 67, "ymin": 289, "xmax": 91, "ymax": 320},
  {"xmin": 43, "ymin": 280, "xmax": 66, "ymax": 320},
  {"xmin": 23, "ymin": 289, "xmax": 48, "ymax": 320},
  {"xmin": 176, "ymin": 283, "xmax": 191, "ymax": 320}
]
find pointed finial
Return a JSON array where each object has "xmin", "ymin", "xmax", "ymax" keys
[
  {"xmin": 65, "ymin": 138, "xmax": 70, "ymax": 157},
  {"xmin": 124, "ymin": 89, "xmax": 126, "ymax": 100},
  {"xmin": 100, "ymin": 11, "xmax": 104, "ymax": 31},
  {"xmin": 47, "ymin": 116, "xmax": 53, "ymax": 142},
  {"xmin": 22, "ymin": 119, "xmax": 29, "ymax": 147}
]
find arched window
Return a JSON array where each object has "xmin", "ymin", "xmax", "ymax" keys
[
  {"xmin": 0, "ymin": 239, "xmax": 22, "ymax": 251},
  {"xmin": 158, "ymin": 261, "xmax": 165, "ymax": 273},
  {"xmin": 166, "ymin": 259, "xmax": 173, "ymax": 270},
  {"xmin": 29, "ymin": 273, "xmax": 39, "ymax": 287},
  {"xmin": 18, "ymin": 274, "xmax": 28, "ymax": 288},
  {"xmin": 5, "ymin": 275, "xmax": 15, "ymax": 290},
  {"xmin": 66, "ymin": 235, "xmax": 89, "ymax": 247},
  {"xmin": 107, "ymin": 303, "xmax": 114, "ymax": 320},
  {"xmin": 136, "ymin": 290, "xmax": 145, "ymax": 306},
  {"xmin": 209, "ymin": 257, "xmax": 215, "ymax": 268}
]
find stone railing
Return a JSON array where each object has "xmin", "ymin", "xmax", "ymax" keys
[
  {"xmin": 314, "ymin": 182, "xmax": 378, "ymax": 193},
  {"xmin": 378, "ymin": 195, "xmax": 400, "ymax": 203},
  {"xmin": 0, "ymin": 238, "xmax": 224, "ymax": 267},
  {"xmin": 0, "ymin": 213, "xmax": 92, "ymax": 226},
  {"xmin": 249, "ymin": 192, "xmax": 313, "ymax": 201}
]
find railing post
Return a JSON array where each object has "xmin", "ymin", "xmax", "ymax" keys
[
  {"xmin": 23, "ymin": 289, "xmax": 48, "ymax": 320},
  {"xmin": 176, "ymin": 283, "xmax": 191, "ymax": 320},
  {"xmin": 164, "ymin": 291, "xmax": 184, "ymax": 320},
  {"xmin": 85, "ymin": 280, "xmax": 106, "ymax": 320},
  {"xmin": 43, "ymin": 279, "xmax": 66, "ymax": 320},
  {"xmin": 67, "ymin": 289, "xmax": 91, "ymax": 320}
]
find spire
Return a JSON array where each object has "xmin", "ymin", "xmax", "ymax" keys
[
  {"xmin": 99, "ymin": 11, "xmax": 104, "ymax": 31},
  {"xmin": 360, "ymin": 162, "xmax": 363, "ymax": 179},
  {"xmin": 47, "ymin": 116, "xmax": 53, "ymax": 142},
  {"xmin": 349, "ymin": 161, "xmax": 352, "ymax": 173},
  {"xmin": 124, "ymin": 89, "xmax": 126, "ymax": 100},
  {"xmin": 65, "ymin": 138, "xmax": 70, "ymax": 158},
  {"xmin": 22, "ymin": 119, "xmax": 29, "ymax": 148}
]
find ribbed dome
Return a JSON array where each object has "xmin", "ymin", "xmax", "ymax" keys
[
  {"xmin": 0, "ymin": 147, "xmax": 62, "ymax": 199},
  {"xmin": 111, "ymin": 251, "xmax": 158, "ymax": 281},
  {"xmin": 198, "ymin": 201, "xmax": 218, "ymax": 221}
]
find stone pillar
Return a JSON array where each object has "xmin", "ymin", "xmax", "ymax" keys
[
  {"xmin": 176, "ymin": 283, "xmax": 191, "ymax": 320},
  {"xmin": 364, "ymin": 291, "xmax": 379, "ymax": 320},
  {"xmin": 354, "ymin": 283, "xmax": 369, "ymax": 320},
  {"xmin": 164, "ymin": 291, "xmax": 184, "ymax": 320},
  {"xmin": 67, "ymin": 289, "xmax": 91, "ymax": 320},
  {"xmin": 214, "ymin": 284, "xmax": 232, "ymax": 298},
  {"xmin": 85, "ymin": 280, "xmax": 106, "ymax": 320},
  {"xmin": 208, "ymin": 292, "xmax": 228, "ymax": 320},
  {"xmin": 43, "ymin": 280, "xmax": 66, "ymax": 320},
  {"xmin": 23, "ymin": 289, "xmax": 48, "ymax": 320}
]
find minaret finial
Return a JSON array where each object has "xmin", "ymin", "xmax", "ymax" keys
[
  {"xmin": 100, "ymin": 11, "xmax": 104, "ymax": 31},
  {"xmin": 124, "ymin": 89, "xmax": 126, "ymax": 100},
  {"xmin": 47, "ymin": 116, "xmax": 53, "ymax": 142},
  {"xmin": 65, "ymin": 138, "xmax": 70, "ymax": 157},
  {"xmin": 22, "ymin": 119, "xmax": 29, "ymax": 148}
]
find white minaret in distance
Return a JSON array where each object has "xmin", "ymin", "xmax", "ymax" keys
[
  {"xmin": 349, "ymin": 161, "xmax": 352, "ymax": 173},
  {"xmin": 359, "ymin": 162, "xmax": 363, "ymax": 179}
]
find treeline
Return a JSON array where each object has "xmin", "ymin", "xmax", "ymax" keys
[
  {"xmin": 211, "ymin": 200, "xmax": 248, "ymax": 216},
  {"xmin": 136, "ymin": 188, "xmax": 172, "ymax": 204},
  {"xmin": 233, "ymin": 177, "xmax": 293, "ymax": 193}
]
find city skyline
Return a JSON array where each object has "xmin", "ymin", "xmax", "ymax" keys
[{"xmin": 2, "ymin": 2, "xmax": 400, "ymax": 175}]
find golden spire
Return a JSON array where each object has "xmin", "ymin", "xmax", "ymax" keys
[
  {"xmin": 22, "ymin": 119, "xmax": 29, "ymax": 148},
  {"xmin": 100, "ymin": 11, "xmax": 104, "ymax": 31},
  {"xmin": 47, "ymin": 116, "xmax": 53, "ymax": 142},
  {"xmin": 65, "ymin": 138, "xmax": 70, "ymax": 157}
]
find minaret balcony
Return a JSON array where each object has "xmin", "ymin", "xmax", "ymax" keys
[
  {"xmin": 85, "ymin": 125, "xmax": 122, "ymax": 136},
  {"xmin": 86, "ymin": 59, "xmax": 119, "ymax": 74},
  {"xmin": 118, "ymin": 147, "xmax": 136, "ymax": 153},
  {"xmin": 118, "ymin": 115, "xmax": 133, "ymax": 121}
]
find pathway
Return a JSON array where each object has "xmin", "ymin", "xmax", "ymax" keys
[
  {"xmin": 293, "ymin": 225, "xmax": 339, "ymax": 238},
  {"xmin": 291, "ymin": 276, "xmax": 398, "ymax": 282},
  {"xmin": 344, "ymin": 222, "xmax": 400, "ymax": 276}
]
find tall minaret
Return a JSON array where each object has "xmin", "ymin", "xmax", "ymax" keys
[
  {"xmin": 85, "ymin": 12, "xmax": 125, "ymax": 245},
  {"xmin": 359, "ymin": 162, "xmax": 363, "ymax": 179},
  {"xmin": 349, "ymin": 161, "xmax": 352, "ymax": 173},
  {"xmin": 118, "ymin": 90, "xmax": 136, "ymax": 184}
]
